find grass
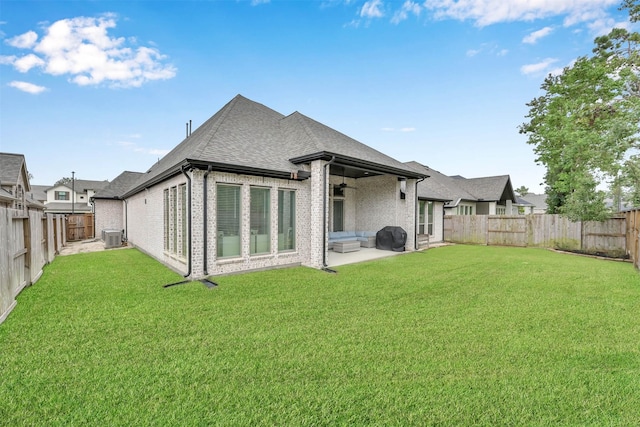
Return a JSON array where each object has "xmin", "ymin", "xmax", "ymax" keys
[{"xmin": 1, "ymin": 245, "xmax": 640, "ymax": 426}]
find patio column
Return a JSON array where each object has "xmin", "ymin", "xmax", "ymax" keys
[{"xmin": 307, "ymin": 160, "xmax": 326, "ymax": 269}]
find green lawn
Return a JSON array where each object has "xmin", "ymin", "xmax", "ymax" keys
[{"xmin": 1, "ymin": 245, "xmax": 640, "ymax": 426}]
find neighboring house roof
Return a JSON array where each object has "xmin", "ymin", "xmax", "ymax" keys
[
  {"xmin": 0, "ymin": 152, "xmax": 30, "ymax": 192},
  {"xmin": 515, "ymin": 197, "xmax": 534, "ymax": 207},
  {"xmin": 0, "ymin": 187, "xmax": 16, "ymax": 202},
  {"xmin": 124, "ymin": 95, "xmax": 426, "ymax": 197},
  {"xmin": 44, "ymin": 202, "xmax": 92, "ymax": 213},
  {"xmin": 93, "ymin": 171, "xmax": 144, "ymax": 199},
  {"xmin": 521, "ymin": 193, "xmax": 548, "ymax": 212},
  {"xmin": 28, "ymin": 185, "xmax": 49, "ymax": 203},
  {"xmin": 451, "ymin": 175, "xmax": 516, "ymax": 203},
  {"xmin": 406, "ymin": 161, "xmax": 517, "ymax": 207},
  {"xmin": 46, "ymin": 179, "xmax": 109, "ymax": 193}
]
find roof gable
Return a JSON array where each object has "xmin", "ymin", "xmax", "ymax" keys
[
  {"xmin": 94, "ymin": 171, "xmax": 144, "ymax": 199},
  {"xmin": 0, "ymin": 152, "xmax": 30, "ymax": 191}
]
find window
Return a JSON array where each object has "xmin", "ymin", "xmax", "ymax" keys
[
  {"xmin": 419, "ymin": 201, "xmax": 434, "ymax": 235},
  {"xmin": 419, "ymin": 201, "xmax": 426, "ymax": 234},
  {"xmin": 163, "ymin": 185, "xmax": 188, "ymax": 259},
  {"xmin": 163, "ymin": 189, "xmax": 170, "ymax": 251},
  {"xmin": 55, "ymin": 191, "xmax": 69, "ymax": 201},
  {"xmin": 333, "ymin": 199, "xmax": 344, "ymax": 232},
  {"xmin": 217, "ymin": 184, "xmax": 241, "ymax": 258},
  {"xmin": 278, "ymin": 189, "xmax": 295, "ymax": 251},
  {"xmin": 250, "ymin": 187, "xmax": 270, "ymax": 255},
  {"xmin": 427, "ymin": 201, "xmax": 434, "ymax": 235},
  {"xmin": 180, "ymin": 184, "xmax": 187, "ymax": 257},
  {"xmin": 171, "ymin": 187, "xmax": 177, "ymax": 254}
]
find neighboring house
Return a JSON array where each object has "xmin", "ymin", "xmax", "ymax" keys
[
  {"xmin": 0, "ymin": 152, "xmax": 40, "ymax": 212},
  {"xmin": 406, "ymin": 162, "xmax": 517, "ymax": 219},
  {"xmin": 405, "ymin": 162, "xmax": 452, "ymax": 243},
  {"xmin": 44, "ymin": 179, "xmax": 109, "ymax": 214},
  {"xmin": 521, "ymin": 193, "xmax": 548, "ymax": 214},
  {"xmin": 448, "ymin": 174, "xmax": 517, "ymax": 215},
  {"xmin": 94, "ymin": 95, "xmax": 427, "ymax": 278},
  {"xmin": 28, "ymin": 185, "xmax": 48, "ymax": 205},
  {"xmin": 515, "ymin": 196, "xmax": 535, "ymax": 214}
]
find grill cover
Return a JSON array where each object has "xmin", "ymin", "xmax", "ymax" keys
[{"xmin": 375, "ymin": 226, "xmax": 407, "ymax": 252}]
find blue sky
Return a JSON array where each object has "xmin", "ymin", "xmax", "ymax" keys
[{"xmin": 0, "ymin": 0, "xmax": 635, "ymax": 193}]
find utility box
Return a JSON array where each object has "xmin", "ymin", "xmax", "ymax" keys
[{"xmin": 103, "ymin": 230, "xmax": 122, "ymax": 249}]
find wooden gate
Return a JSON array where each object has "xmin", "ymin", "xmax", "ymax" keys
[{"xmin": 66, "ymin": 213, "xmax": 94, "ymax": 241}]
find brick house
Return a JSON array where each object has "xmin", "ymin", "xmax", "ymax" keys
[{"xmin": 94, "ymin": 95, "xmax": 427, "ymax": 278}]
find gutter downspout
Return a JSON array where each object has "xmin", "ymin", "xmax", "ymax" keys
[
  {"xmin": 415, "ymin": 177, "xmax": 426, "ymax": 251},
  {"xmin": 322, "ymin": 156, "xmax": 336, "ymax": 270},
  {"xmin": 181, "ymin": 165, "xmax": 192, "ymax": 278},
  {"xmin": 123, "ymin": 198, "xmax": 128, "ymax": 242},
  {"xmin": 203, "ymin": 165, "xmax": 212, "ymax": 276}
]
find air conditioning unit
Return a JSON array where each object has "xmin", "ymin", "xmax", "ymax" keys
[{"xmin": 103, "ymin": 230, "xmax": 122, "ymax": 249}]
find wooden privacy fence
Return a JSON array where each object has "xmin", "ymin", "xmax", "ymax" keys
[
  {"xmin": 625, "ymin": 209, "xmax": 640, "ymax": 270},
  {"xmin": 66, "ymin": 213, "xmax": 94, "ymax": 241},
  {"xmin": 444, "ymin": 214, "xmax": 627, "ymax": 258},
  {"xmin": 0, "ymin": 207, "xmax": 65, "ymax": 324}
]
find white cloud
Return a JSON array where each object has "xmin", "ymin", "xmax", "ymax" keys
[
  {"xmin": 6, "ymin": 30, "xmax": 38, "ymax": 48},
  {"xmin": 251, "ymin": 0, "xmax": 270, "ymax": 5},
  {"xmin": 361, "ymin": 0, "xmax": 384, "ymax": 18},
  {"xmin": 423, "ymin": 0, "xmax": 619, "ymax": 27},
  {"xmin": 8, "ymin": 80, "xmax": 47, "ymax": 94},
  {"xmin": 391, "ymin": 1, "xmax": 422, "ymax": 24},
  {"xmin": 1, "ymin": 15, "xmax": 176, "ymax": 88},
  {"xmin": 523, "ymin": 26, "xmax": 553, "ymax": 44},
  {"xmin": 520, "ymin": 57, "xmax": 558, "ymax": 75},
  {"xmin": 466, "ymin": 49, "xmax": 480, "ymax": 57},
  {"xmin": 117, "ymin": 140, "xmax": 169, "ymax": 157},
  {"xmin": 381, "ymin": 126, "xmax": 416, "ymax": 132},
  {"xmin": 13, "ymin": 53, "xmax": 45, "ymax": 72}
]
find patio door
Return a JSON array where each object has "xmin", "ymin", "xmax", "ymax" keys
[{"xmin": 333, "ymin": 200, "xmax": 344, "ymax": 232}]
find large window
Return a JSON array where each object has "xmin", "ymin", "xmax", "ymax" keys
[
  {"xmin": 163, "ymin": 184, "xmax": 188, "ymax": 259},
  {"xmin": 332, "ymin": 199, "xmax": 344, "ymax": 232},
  {"xmin": 217, "ymin": 184, "xmax": 241, "ymax": 258},
  {"xmin": 419, "ymin": 201, "xmax": 434, "ymax": 235},
  {"xmin": 55, "ymin": 191, "xmax": 69, "ymax": 201},
  {"xmin": 250, "ymin": 187, "xmax": 270, "ymax": 255},
  {"xmin": 278, "ymin": 189, "xmax": 295, "ymax": 251}
]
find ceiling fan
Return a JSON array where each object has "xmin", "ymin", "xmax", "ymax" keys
[{"xmin": 335, "ymin": 168, "xmax": 357, "ymax": 190}]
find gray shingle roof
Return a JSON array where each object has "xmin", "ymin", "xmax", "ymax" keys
[
  {"xmin": 0, "ymin": 152, "xmax": 29, "ymax": 190},
  {"xmin": 406, "ymin": 162, "xmax": 471, "ymax": 203},
  {"xmin": 46, "ymin": 179, "xmax": 109, "ymax": 193},
  {"xmin": 406, "ymin": 161, "xmax": 516, "ymax": 206},
  {"xmin": 453, "ymin": 175, "xmax": 516, "ymax": 202},
  {"xmin": 28, "ymin": 185, "xmax": 49, "ymax": 203},
  {"xmin": 125, "ymin": 95, "xmax": 425, "ymax": 196},
  {"xmin": 521, "ymin": 193, "xmax": 548, "ymax": 211},
  {"xmin": 93, "ymin": 171, "xmax": 144, "ymax": 199}
]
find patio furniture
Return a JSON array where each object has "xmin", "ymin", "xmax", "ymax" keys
[
  {"xmin": 333, "ymin": 240, "xmax": 361, "ymax": 253},
  {"xmin": 328, "ymin": 231, "xmax": 377, "ymax": 249}
]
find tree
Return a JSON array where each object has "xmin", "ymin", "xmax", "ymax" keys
[
  {"xmin": 514, "ymin": 186, "xmax": 529, "ymax": 197},
  {"xmin": 519, "ymin": 0, "xmax": 640, "ymax": 221},
  {"xmin": 54, "ymin": 177, "xmax": 72, "ymax": 187}
]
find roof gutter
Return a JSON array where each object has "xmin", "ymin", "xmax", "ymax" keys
[{"xmin": 290, "ymin": 151, "xmax": 427, "ymax": 180}]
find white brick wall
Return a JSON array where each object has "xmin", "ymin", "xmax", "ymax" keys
[
  {"xmin": 123, "ymin": 164, "xmax": 420, "ymax": 278},
  {"xmin": 94, "ymin": 199, "xmax": 124, "ymax": 237}
]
